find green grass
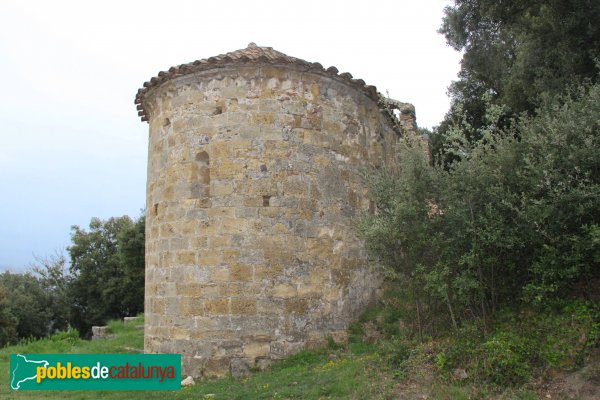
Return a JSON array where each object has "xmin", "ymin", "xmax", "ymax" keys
[
  {"xmin": 1, "ymin": 316, "xmax": 150, "ymax": 399},
  {"xmin": 186, "ymin": 347, "xmax": 394, "ymax": 400},
  {"xmin": 2, "ymin": 299, "xmax": 596, "ymax": 399},
  {"xmin": 1, "ymin": 316, "xmax": 397, "ymax": 399}
]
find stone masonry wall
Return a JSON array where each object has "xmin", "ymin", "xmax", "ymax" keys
[{"xmin": 143, "ymin": 63, "xmax": 402, "ymax": 378}]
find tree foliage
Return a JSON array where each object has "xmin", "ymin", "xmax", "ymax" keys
[
  {"xmin": 359, "ymin": 82, "xmax": 600, "ymax": 335},
  {"xmin": 436, "ymin": 0, "xmax": 600, "ymax": 158},
  {"xmin": 0, "ymin": 271, "xmax": 53, "ymax": 341},
  {"xmin": 31, "ymin": 252, "xmax": 71, "ymax": 333},
  {"xmin": 0, "ymin": 285, "xmax": 18, "ymax": 347},
  {"xmin": 0, "ymin": 254, "xmax": 71, "ymax": 346},
  {"xmin": 0, "ymin": 213, "xmax": 144, "ymax": 344},
  {"xmin": 68, "ymin": 214, "xmax": 145, "ymax": 335}
]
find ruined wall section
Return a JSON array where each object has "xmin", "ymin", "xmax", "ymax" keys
[{"xmin": 143, "ymin": 63, "xmax": 399, "ymax": 377}]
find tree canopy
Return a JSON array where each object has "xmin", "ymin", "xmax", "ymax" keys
[
  {"xmin": 68, "ymin": 215, "xmax": 145, "ymax": 335},
  {"xmin": 436, "ymin": 0, "xmax": 600, "ymax": 157},
  {"xmin": 361, "ymin": 81, "xmax": 600, "ymax": 334},
  {"xmin": 360, "ymin": 0, "xmax": 600, "ymax": 335}
]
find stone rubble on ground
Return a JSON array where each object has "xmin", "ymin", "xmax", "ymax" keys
[{"xmin": 181, "ymin": 376, "xmax": 195, "ymax": 386}]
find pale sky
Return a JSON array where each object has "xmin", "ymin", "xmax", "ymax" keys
[{"xmin": 0, "ymin": 0, "xmax": 461, "ymax": 271}]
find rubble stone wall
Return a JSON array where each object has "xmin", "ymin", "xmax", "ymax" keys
[{"xmin": 142, "ymin": 63, "xmax": 406, "ymax": 377}]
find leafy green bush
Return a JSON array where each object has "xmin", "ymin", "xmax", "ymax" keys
[
  {"xmin": 480, "ymin": 333, "xmax": 531, "ymax": 386},
  {"xmin": 433, "ymin": 301, "xmax": 599, "ymax": 387},
  {"xmin": 359, "ymin": 82, "xmax": 600, "ymax": 337},
  {"xmin": 68, "ymin": 214, "xmax": 145, "ymax": 336},
  {"xmin": 49, "ymin": 327, "xmax": 80, "ymax": 344},
  {"xmin": 436, "ymin": 0, "xmax": 600, "ymax": 159},
  {"xmin": 0, "ymin": 271, "xmax": 58, "ymax": 342}
]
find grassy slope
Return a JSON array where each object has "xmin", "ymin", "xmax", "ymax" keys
[
  {"xmin": 1, "ymin": 318, "xmax": 150, "ymax": 399},
  {"xmin": 0, "ymin": 316, "xmax": 399, "ymax": 400},
  {"xmin": 2, "ymin": 307, "xmax": 596, "ymax": 400}
]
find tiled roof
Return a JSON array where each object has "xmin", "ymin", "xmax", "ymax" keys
[{"xmin": 134, "ymin": 43, "xmax": 380, "ymax": 123}]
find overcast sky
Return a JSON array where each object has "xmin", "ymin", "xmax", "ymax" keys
[{"xmin": 0, "ymin": 0, "xmax": 461, "ymax": 271}]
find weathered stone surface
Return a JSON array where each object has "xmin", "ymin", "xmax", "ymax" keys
[
  {"xmin": 181, "ymin": 376, "xmax": 195, "ymax": 386},
  {"xmin": 139, "ymin": 44, "xmax": 417, "ymax": 378},
  {"xmin": 230, "ymin": 358, "xmax": 251, "ymax": 378},
  {"xmin": 91, "ymin": 326, "xmax": 111, "ymax": 340},
  {"xmin": 330, "ymin": 330, "xmax": 349, "ymax": 345}
]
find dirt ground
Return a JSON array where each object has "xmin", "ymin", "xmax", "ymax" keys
[
  {"xmin": 530, "ymin": 351, "xmax": 600, "ymax": 400},
  {"xmin": 391, "ymin": 350, "xmax": 600, "ymax": 400}
]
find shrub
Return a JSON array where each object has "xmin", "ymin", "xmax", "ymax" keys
[
  {"xmin": 359, "ymin": 82, "xmax": 600, "ymax": 336},
  {"xmin": 433, "ymin": 301, "xmax": 599, "ymax": 387}
]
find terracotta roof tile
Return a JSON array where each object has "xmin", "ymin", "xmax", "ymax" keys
[{"xmin": 134, "ymin": 43, "xmax": 385, "ymax": 123}]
